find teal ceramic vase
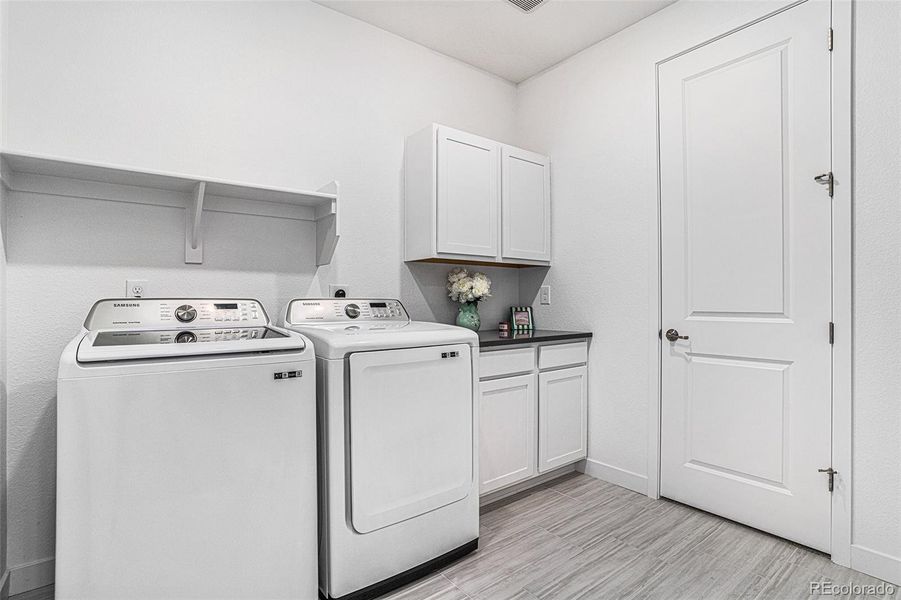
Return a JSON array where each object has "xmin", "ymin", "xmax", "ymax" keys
[{"xmin": 456, "ymin": 302, "xmax": 481, "ymax": 331}]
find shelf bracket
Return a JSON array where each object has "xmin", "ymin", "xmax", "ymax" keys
[
  {"xmin": 315, "ymin": 180, "xmax": 340, "ymax": 266},
  {"xmin": 185, "ymin": 181, "xmax": 205, "ymax": 264}
]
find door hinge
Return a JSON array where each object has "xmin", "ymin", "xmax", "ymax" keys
[
  {"xmin": 814, "ymin": 172, "xmax": 834, "ymax": 197},
  {"xmin": 818, "ymin": 467, "xmax": 837, "ymax": 492},
  {"xmin": 827, "ymin": 27, "xmax": 833, "ymax": 51},
  {"xmin": 829, "ymin": 322, "xmax": 835, "ymax": 345}
]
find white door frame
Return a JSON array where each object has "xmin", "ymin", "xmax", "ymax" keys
[{"xmin": 647, "ymin": 0, "xmax": 853, "ymax": 567}]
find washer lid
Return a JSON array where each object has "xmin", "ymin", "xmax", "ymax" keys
[
  {"xmin": 76, "ymin": 325, "xmax": 307, "ymax": 363},
  {"xmin": 77, "ymin": 298, "xmax": 306, "ymax": 362}
]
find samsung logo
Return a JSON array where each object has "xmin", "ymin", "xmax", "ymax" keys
[{"xmin": 113, "ymin": 303, "xmax": 140, "ymax": 308}]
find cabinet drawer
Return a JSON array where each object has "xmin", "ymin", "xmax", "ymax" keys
[
  {"xmin": 538, "ymin": 341, "xmax": 588, "ymax": 370},
  {"xmin": 480, "ymin": 347, "xmax": 536, "ymax": 379}
]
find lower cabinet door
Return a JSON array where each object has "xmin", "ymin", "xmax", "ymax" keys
[
  {"xmin": 538, "ymin": 366, "xmax": 588, "ymax": 472},
  {"xmin": 479, "ymin": 373, "xmax": 537, "ymax": 495}
]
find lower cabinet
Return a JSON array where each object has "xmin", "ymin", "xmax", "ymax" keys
[
  {"xmin": 478, "ymin": 341, "xmax": 589, "ymax": 497},
  {"xmin": 479, "ymin": 374, "xmax": 537, "ymax": 495},
  {"xmin": 538, "ymin": 366, "xmax": 588, "ymax": 473}
]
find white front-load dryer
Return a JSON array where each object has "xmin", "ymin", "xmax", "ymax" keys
[
  {"xmin": 282, "ymin": 298, "xmax": 479, "ymax": 600},
  {"xmin": 56, "ymin": 298, "xmax": 318, "ymax": 600}
]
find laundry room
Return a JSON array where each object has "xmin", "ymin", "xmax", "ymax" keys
[{"xmin": 0, "ymin": 0, "xmax": 899, "ymax": 599}]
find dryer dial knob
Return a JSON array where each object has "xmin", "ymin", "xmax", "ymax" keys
[
  {"xmin": 175, "ymin": 305, "xmax": 197, "ymax": 322},
  {"xmin": 175, "ymin": 331, "xmax": 197, "ymax": 344},
  {"xmin": 344, "ymin": 304, "xmax": 361, "ymax": 319}
]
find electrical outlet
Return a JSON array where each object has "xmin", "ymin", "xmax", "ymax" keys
[
  {"xmin": 329, "ymin": 284, "xmax": 349, "ymax": 298},
  {"xmin": 126, "ymin": 279, "xmax": 148, "ymax": 298},
  {"xmin": 539, "ymin": 285, "xmax": 551, "ymax": 305}
]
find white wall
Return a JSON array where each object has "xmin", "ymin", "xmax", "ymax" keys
[
  {"xmin": 517, "ymin": 0, "xmax": 900, "ymax": 584},
  {"xmin": 1, "ymin": 0, "xmax": 520, "ymax": 584},
  {"xmin": 851, "ymin": 0, "xmax": 901, "ymax": 581}
]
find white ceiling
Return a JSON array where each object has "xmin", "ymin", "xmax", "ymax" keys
[{"xmin": 313, "ymin": 0, "xmax": 676, "ymax": 83}]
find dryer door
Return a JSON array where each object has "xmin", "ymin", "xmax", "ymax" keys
[{"xmin": 348, "ymin": 343, "xmax": 473, "ymax": 533}]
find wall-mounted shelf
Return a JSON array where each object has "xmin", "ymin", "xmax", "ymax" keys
[{"xmin": 0, "ymin": 151, "xmax": 339, "ymax": 265}]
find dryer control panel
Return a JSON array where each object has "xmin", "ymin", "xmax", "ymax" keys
[
  {"xmin": 84, "ymin": 299, "xmax": 269, "ymax": 330},
  {"xmin": 286, "ymin": 298, "xmax": 410, "ymax": 324}
]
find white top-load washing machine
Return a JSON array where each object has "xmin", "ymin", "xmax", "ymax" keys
[
  {"xmin": 57, "ymin": 298, "xmax": 318, "ymax": 600},
  {"xmin": 282, "ymin": 298, "xmax": 480, "ymax": 600}
]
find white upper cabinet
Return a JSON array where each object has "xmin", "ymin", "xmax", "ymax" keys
[
  {"xmin": 502, "ymin": 146, "xmax": 551, "ymax": 262},
  {"xmin": 437, "ymin": 128, "xmax": 500, "ymax": 257},
  {"xmin": 405, "ymin": 124, "xmax": 550, "ymax": 267}
]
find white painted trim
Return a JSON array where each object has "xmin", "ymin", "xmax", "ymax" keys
[
  {"xmin": 582, "ymin": 459, "xmax": 648, "ymax": 495},
  {"xmin": 650, "ymin": 0, "xmax": 853, "ymax": 567},
  {"xmin": 9, "ymin": 557, "xmax": 54, "ymax": 596},
  {"xmin": 829, "ymin": 0, "xmax": 853, "ymax": 569},
  {"xmin": 647, "ymin": 59, "xmax": 663, "ymax": 501},
  {"xmin": 0, "ymin": 569, "xmax": 10, "ymax": 600},
  {"xmin": 851, "ymin": 545, "xmax": 901, "ymax": 587}
]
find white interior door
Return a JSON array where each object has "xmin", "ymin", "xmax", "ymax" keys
[
  {"xmin": 502, "ymin": 146, "xmax": 551, "ymax": 261},
  {"xmin": 349, "ymin": 344, "xmax": 473, "ymax": 533},
  {"xmin": 659, "ymin": 0, "xmax": 832, "ymax": 552},
  {"xmin": 437, "ymin": 127, "xmax": 499, "ymax": 257}
]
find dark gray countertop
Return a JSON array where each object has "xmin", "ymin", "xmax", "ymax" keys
[{"xmin": 477, "ymin": 329, "xmax": 592, "ymax": 348}]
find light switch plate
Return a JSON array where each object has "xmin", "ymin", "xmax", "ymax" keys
[{"xmin": 539, "ymin": 285, "xmax": 551, "ymax": 305}]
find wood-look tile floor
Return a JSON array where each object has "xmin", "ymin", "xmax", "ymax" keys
[{"xmin": 12, "ymin": 474, "xmax": 898, "ymax": 600}]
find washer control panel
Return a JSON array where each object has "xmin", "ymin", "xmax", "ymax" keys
[
  {"xmin": 92, "ymin": 326, "xmax": 286, "ymax": 347},
  {"xmin": 84, "ymin": 299, "xmax": 268, "ymax": 330},
  {"xmin": 286, "ymin": 298, "xmax": 409, "ymax": 324}
]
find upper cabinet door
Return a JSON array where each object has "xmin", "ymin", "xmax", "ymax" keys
[
  {"xmin": 502, "ymin": 146, "xmax": 551, "ymax": 262},
  {"xmin": 437, "ymin": 127, "xmax": 500, "ymax": 258}
]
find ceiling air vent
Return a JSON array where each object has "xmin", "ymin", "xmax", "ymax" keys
[{"xmin": 506, "ymin": 0, "xmax": 547, "ymax": 13}]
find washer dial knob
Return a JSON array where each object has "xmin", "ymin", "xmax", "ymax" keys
[
  {"xmin": 344, "ymin": 303, "xmax": 361, "ymax": 319},
  {"xmin": 175, "ymin": 331, "xmax": 197, "ymax": 344},
  {"xmin": 175, "ymin": 305, "xmax": 197, "ymax": 322}
]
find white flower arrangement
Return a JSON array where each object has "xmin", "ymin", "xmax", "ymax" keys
[{"xmin": 447, "ymin": 268, "xmax": 492, "ymax": 304}]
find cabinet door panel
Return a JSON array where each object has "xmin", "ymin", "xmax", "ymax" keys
[
  {"xmin": 437, "ymin": 127, "xmax": 499, "ymax": 257},
  {"xmin": 538, "ymin": 366, "xmax": 587, "ymax": 472},
  {"xmin": 479, "ymin": 373, "xmax": 537, "ymax": 495},
  {"xmin": 502, "ymin": 146, "xmax": 550, "ymax": 262}
]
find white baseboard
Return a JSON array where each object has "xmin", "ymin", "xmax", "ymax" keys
[
  {"xmin": 9, "ymin": 557, "xmax": 54, "ymax": 596},
  {"xmin": 1, "ymin": 569, "xmax": 10, "ymax": 600},
  {"xmin": 480, "ymin": 464, "xmax": 577, "ymax": 507},
  {"xmin": 580, "ymin": 458, "xmax": 648, "ymax": 495},
  {"xmin": 851, "ymin": 544, "xmax": 901, "ymax": 587}
]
